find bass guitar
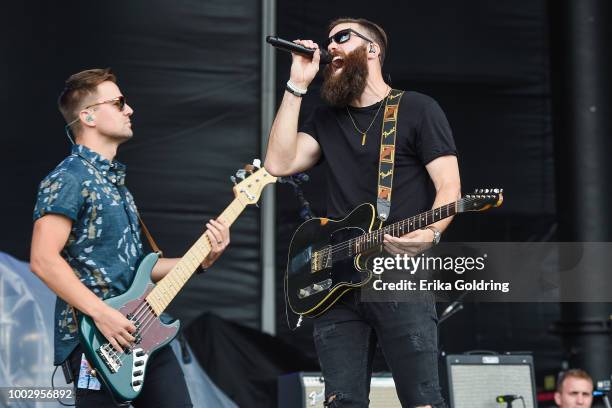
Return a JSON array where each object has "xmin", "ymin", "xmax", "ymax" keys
[
  {"xmin": 78, "ymin": 161, "xmax": 276, "ymax": 402},
  {"xmin": 285, "ymin": 188, "xmax": 503, "ymax": 318}
]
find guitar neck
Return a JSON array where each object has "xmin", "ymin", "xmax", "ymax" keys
[
  {"xmin": 351, "ymin": 200, "xmax": 459, "ymax": 255},
  {"xmin": 146, "ymin": 197, "xmax": 246, "ymax": 315}
]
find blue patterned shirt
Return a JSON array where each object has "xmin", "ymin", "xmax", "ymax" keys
[{"xmin": 33, "ymin": 144, "xmax": 143, "ymax": 364}]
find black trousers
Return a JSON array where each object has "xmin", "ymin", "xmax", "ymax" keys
[
  {"xmin": 67, "ymin": 344, "xmax": 192, "ymax": 408},
  {"xmin": 313, "ymin": 291, "xmax": 447, "ymax": 408}
]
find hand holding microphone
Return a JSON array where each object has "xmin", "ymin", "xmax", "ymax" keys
[
  {"xmin": 266, "ymin": 36, "xmax": 330, "ymax": 91},
  {"xmin": 266, "ymin": 36, "xmax": 332, "ymax": 64}
]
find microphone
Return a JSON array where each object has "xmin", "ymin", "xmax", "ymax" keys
[
  {"xmin": 496, "ymin": 395, "xmax": 522, "ymax": 407},
  {"xmin": 266, "ymin": 36, "xmax": 332, "ymax": 64},
  {"xmin": 496, "ymin": 395, "xmax": 519, "ymax": 403}
]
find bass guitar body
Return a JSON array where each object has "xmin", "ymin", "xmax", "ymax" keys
[{"xmin": 78, "ymin": 253, "xmax": 179, "ymax": 402}]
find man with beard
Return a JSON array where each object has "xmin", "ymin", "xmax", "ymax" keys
[
  {"xmin": 30, "ymin": 68, "xmax": 230, "ymax": 407},
  {"xmin": 265, "ymin": 18, "xmax": 460, "ymax": 408}
]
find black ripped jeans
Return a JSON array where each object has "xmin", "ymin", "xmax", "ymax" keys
[{"xmin": 313, "ymin": 291, "xmax": 446, "ymax": 408}]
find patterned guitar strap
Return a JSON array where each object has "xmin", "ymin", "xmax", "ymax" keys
[{"xmin": 376, "ymin": 88, "xmax": 404, "ymax": 223}]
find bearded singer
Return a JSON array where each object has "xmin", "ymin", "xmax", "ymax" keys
[{"xmin": 265, "ymin": 18, "xmax": 460, "ymax": 407}]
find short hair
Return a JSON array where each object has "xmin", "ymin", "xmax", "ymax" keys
[
  {"xmin": 328, "ymin": 17, "xmax": 388, "ymax": 67},
  {"xmin": 58, "ymin": 68, "xmax": 116, "ymax": 134},
  {"xmin": 557, "ymin": 369, "xmax": 593, "ymax": 392}
]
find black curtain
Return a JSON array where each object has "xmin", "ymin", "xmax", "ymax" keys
[{"xmin": 1, "ymin": 0, "xmax": 262, "ymax": 328}]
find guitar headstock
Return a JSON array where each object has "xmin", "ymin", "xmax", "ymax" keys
[
  {"xmin": 232, "ymin": 159, "xmax": 277, "ymax": 205},
  {"xmin": 458, "ymin": 188, "xmax": 504, "ymax": 212}
]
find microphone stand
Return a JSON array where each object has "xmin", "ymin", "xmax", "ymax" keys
[
  {"xmin": 439, "ymin": 291, "xmax": 469, "ymax": 324},
  {"xmin": 278, "ymin": 173, "xmax": 315, "ymax": 221}
]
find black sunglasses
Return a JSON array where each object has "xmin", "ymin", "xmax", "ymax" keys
[
  {"xmin": 325, "ymin": 28, "xmax": 374, "ymax": 48},
  {"xmin": 85, "ymin": 96, "xmax": 126, "ymax": 112}
]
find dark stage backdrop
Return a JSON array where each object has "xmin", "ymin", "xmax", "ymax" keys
[
  {"xmin": 2, "ymin": 0, "xmax": 568, "ymax": 397},
  {"xmin": 1, "ymin": 1, "xmax": 262, "ymax": 328},
  {"xmin": 273, "ymin": 0, "xmax": 562, "ymax": 386}
]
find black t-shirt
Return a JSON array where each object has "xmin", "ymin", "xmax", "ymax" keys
[{"xmin": 299, "ymin": 91, "xmax": 457, "ymax": 223}]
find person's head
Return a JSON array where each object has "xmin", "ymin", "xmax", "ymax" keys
[
  {"xmin": 320, "ymin": 17, "xmax": 388, "ymax": 107},
  {"xmin": 555, "ymin": 369, "xmax": 593, "ymax": 408},
  {"xmin": 58, "ymin": 68, "xmax": 133, "ymax": 143}
]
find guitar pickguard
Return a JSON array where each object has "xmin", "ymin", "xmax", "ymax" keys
[{"xmin": 286, "ymin": 203, "xmax": 376, "ymax": 316}]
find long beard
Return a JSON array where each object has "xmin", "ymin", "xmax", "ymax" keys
[{"xmin": 320, "ymin": 46, "xmax": 368, "ymax": 108}]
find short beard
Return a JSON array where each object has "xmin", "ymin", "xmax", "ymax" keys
[{"xmin": 320, "ymin": 45, "xmax": 368, "ymax": 108}]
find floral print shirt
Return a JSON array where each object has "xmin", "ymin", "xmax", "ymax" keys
[{"xmin": 33, "ymin": 144, "xmax": 143, "ymax": 364}]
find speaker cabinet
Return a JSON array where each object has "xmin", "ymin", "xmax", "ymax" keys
[{"xmin": 446, "ymin": 354, "xmax": 537, "ymax": 408}]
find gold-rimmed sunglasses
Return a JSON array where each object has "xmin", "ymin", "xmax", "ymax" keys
[{"xmin": 84, "ymin": 95, "xmax": 126, "ymax": 111}]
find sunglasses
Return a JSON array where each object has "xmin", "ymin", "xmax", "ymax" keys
[
  {"xmin": 324, "ymin": 28, "xmax": 374, "ymax": 48},
  {"xmin": 84, "ymin": 96, "xmax": 126, "ymax": 112}
]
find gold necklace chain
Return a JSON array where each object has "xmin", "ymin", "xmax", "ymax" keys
[{"xmin": 346, "ymin": 88, "xmax": 391, "ymax": 146}]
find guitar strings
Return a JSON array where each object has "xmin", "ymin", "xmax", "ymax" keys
[
  {"xmin": 320, "ymin": 197, "xmax": 482, "ymax": 257},
  {"xmin": 325, "ymin": 197, "xmax": 480, "ymax": 255},
  {"xmin": 101, "ymin": 301, "xmax": 155, "ymax": 365},
  {"xmin": 111, "ymin": 239, "xmax": 215, "ymax": 364},
  {"xmin": 106, "ymin": 253, "xmax": 209, "ymax": 365},
  {"xmin": 326, "ymin": 202, "xmax": 457, "ymax": 255}
]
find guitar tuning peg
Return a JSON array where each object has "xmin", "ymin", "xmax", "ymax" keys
[
  {"xmin": 230, "ymin": 176, "xmax": 237, "ymax": 185},
  {"xmin": 252, "ymin": 159, "xmax": 261, "ymax": 168},
  {"xmin": 235, "ymin": 169, "xmax": 247, "ymax": 180},
  {"xmin": 494, "ymin": 188, "xmax": 499, "ymax": 193},
  {"xmin": 500, "ymin": 188, "xmax": 504, "ymax": 193},
  {"xmin": 485, "ymin": 189, "xmax": 489, "ymax": 193}
]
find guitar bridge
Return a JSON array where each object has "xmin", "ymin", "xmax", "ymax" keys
[
  {"xmin": 311, "ymin": 246, "xmax": 332, "ymax": 273},
  {"xmin": 298, "ymin": 279, "xmax": 333, "ymax": 299},
  {"xmin": 97, "ymin": 343, "xmax": 122, "ymax": 373}
]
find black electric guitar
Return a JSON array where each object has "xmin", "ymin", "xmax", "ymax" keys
[{"xmin": 285, "ymin": 188, "xmax": 503, "ymax": 318}]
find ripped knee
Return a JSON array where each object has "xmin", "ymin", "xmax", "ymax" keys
[{"xmin": 323, "ymin": 392, "xmax": 343, "ymax": 407}]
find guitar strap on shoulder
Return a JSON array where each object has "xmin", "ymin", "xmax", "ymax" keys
[
  {"xmin": 376, "ymin": 88, "xmax": 404, "ymax": 222},
  {"xmin": 137, "ymin": 213, "xmax": 163, "ymax": 257}
]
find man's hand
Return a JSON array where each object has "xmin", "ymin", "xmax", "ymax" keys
[
  {"xmin": 383, "ymin": 228, "xmax": 435, "ymax": 257},
  {"xmin": 289, "ymin": 39, "xmax": 320, "ymax": 89},
  {"xmin": 91, "ymin": 304, "xmax": 137, "ymax": 353},
  {"xmin": 202, "ymin": 218, "xmax": 230, "ymax": 269}
]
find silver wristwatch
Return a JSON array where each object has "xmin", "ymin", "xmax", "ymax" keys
[{"xmin": 426, "ymin": 226, "xmax": 441, "ymax": 245}]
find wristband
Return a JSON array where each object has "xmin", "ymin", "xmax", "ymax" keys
[
  {"xmin": 286, "ymin": 80, "xmax": 307, "ymax": 97},
  {"xmin": 425, "ymin": 226, "xmax": 441, "ymax": 245}
]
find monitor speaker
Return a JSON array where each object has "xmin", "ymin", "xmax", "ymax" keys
[{"xmin": 446, "ymin": 354, "xmax": 537, "ymax": 408}]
